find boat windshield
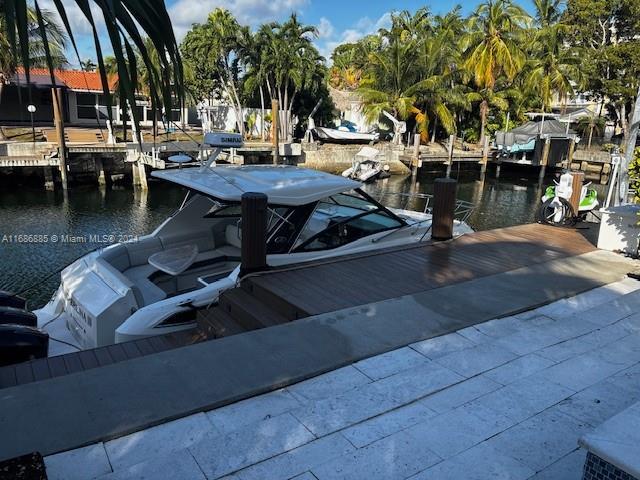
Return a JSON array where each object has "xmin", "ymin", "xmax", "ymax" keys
[{"xmin": 292, "ymin": 190, "xmax": 404, "ymax": 252}]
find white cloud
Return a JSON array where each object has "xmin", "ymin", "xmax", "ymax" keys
[
  {"xmin": 317, "ymin": 12, "xmax": 391, "ymax": 62},
  {"xmin": 317, "ymin": 17, "xmax": 334, "ymax": 39},
  {"xmin": 169, "ymin": 0, "xmax": 309, "ymax": 41}
]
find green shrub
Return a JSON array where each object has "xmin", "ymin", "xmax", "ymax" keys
[{"xmin": 629, "ymin": 147, "xmax": 640, "ymax": 203}]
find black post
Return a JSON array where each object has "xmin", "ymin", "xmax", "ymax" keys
[
  {"xmin": 432, "ymin": 178, "xmax": 457, "ymax": 241},
  {"xmin": 240, "ymin": 192, "xmax": 268, "ymax": 277}
]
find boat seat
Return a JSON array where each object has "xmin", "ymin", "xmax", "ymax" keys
[
  {"xmin": 158, "ymin": 230, "xmax": 215, "ymax": 253},
  {"xmin": 135, "ymin": 278, "xmax": 167, "ymax": 306}
]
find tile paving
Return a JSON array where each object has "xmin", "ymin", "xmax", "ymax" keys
[{"xmin": 44, "ymin": 278, "xmax": 640, "ymax": 480}]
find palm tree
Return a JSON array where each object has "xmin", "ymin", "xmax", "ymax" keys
[
  {"xmin": 463, "ymin": 0, "xmax": 530, "ymax": 142},
  {"xmin": 254, "ymin": 14, "xmax": 323, "ymax": 141},
  {"xmin": 533, "ymin": 0, "xmax": 564, "ymax": 28},
  {"xmin": 0, "ymin": 6, "xmax": 67, "ymax": 139},
  {"xmin": 80, "ymin": 59, "xmax": 96, "ymax": 71},
  {"xmin": 525, "ymin": 23, "xmax": 582, "ymax": 113},
  {"xmin": 181, "ymin": 9, "xmax": 248, "ymax": 135},
  {"xmin": 2, "ymin": 0, "xmax": 183, "ymax": 133},
  {"xmin": 359, "ymin": 9, "xmax": 463, "ymax": 144}
]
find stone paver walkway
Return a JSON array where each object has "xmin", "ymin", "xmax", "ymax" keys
[{"xmin": 44, "ymin": 278, "xmax": 640, "ymax": 480}]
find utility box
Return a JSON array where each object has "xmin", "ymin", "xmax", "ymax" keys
[{"xmin": 597, "ymin": 204, "xmax": 640, "ymax": 256}]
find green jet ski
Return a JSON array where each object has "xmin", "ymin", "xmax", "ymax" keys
[{"xmin": 538, "ymin": 172, "xmax": 599, "ymax": 226}]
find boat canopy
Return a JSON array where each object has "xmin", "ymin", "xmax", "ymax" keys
[{"xmin": 151, "ymin": 165, "xmax": 362, "ymax": 206}]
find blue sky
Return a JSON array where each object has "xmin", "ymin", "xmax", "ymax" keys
[{"xmin": 53, "ymin": 0, "xmax": 534, "ymax": 66}]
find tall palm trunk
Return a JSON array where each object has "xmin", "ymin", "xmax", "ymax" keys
[
  {"xmin": 259, "ymin": 84, "xmax": 265, "ymax": 141},
  {"xmin": 430, "ymin": 116, "xmax": 438, "ymax": 143},
  {"xmin": 479, "ymin": 99, "xmax": 489, "ymax": 144}
]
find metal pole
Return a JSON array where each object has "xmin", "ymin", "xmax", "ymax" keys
[
  {"xmin": 30, "ymin": 113, "xmax": 35, "ymax": 143},
  {"xmin": 271, "ymin": 99, "xmax": 280, "ymax": 165},
  {"xmin": 619, "ymin": 85, "xmax": 640, "ymax": 205}
]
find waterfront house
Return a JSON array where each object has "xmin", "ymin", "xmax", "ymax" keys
[{"xmin": 0, "ymin": 67, "xmax": 191, "ymax": 129}]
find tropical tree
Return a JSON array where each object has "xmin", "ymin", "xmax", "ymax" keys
[
  {"xmin": 0, "ymin": 6, "xmax": 67, "ymax": 139},
  {"xmin": 524, "ymin": 24, "xmax": 582, "ymax": 113},
  {"xmin": 533, "ymin": 0, "xmax": 564, "ymax": 28},
  {"xmin": 2, "ymin": 0, "xmax": 183, "ymax": 134},
  {"xmin": 80, "ymin": 58, "xmax": 96, "ymax": 71},
  {"xmin": 255, "ymin": 14, "xmax": 324, "ymax": 141},
  {"xmin": 181, "ymin": 8, "xmax": 248, "ymax": 135},
  {"xmin": 358, "ymin": 9, "xmax": 465, "ymax": 143},
  {"xmin": 463, "ymin": 0, "xmax": 530, "ymax": 142}
]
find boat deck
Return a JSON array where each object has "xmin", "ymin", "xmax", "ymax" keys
[{"xmin": 0, "ymin": 223, "xmax": 597, "ymax": 390}]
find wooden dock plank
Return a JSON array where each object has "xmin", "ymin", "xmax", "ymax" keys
[
  {"xmin": 245, "ymin": 223, "xmax": 597, "ymax": 317},
  {"xmin": 0, "ymin": 223, "xmax": 599, "ymax": 391}
]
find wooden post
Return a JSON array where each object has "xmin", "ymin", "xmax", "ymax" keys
[
  {"xmin": 413, "ymin": 133, "xmax": 420, "ymax": 158},
  {"xmin": 271, "ymin": 99, "xmax": 280, "ymax": 165},
  {"xmin": 568, "ymin": 139, "xmax": 576, "ymax": 163},
  {"xmin": 539, "ymin": 136, "xmax": 551, "ymax": 181},
  {"xmin": 43, "ymin": 167, "xmax": 56, "ymax": 190},
  {"xmin": 51, "ymin": 87, "xmax": 68, "ymax": 190},
  {"xmin": 480, "ymin": 136, "xmax": 489, "ymax": 174},
  {"xmin": 445, "ymin": 134, "xmax": 454, "ymax": 178},
  {"xmin": 240, "ymin": 192, "xmax": 268, "ymax": 277},
  {"xmin": 136, "ymin": 161, "xmax": 148, "ymax": 189},
  {"xmin": 95, "ymin": 157, "xmax": 107, "ymax": 186},
  {"xmin": 569, "ymin": 171, "xmax": 585, "ymax": 216},
  {"xmin": 432, "ymin": 178, "xmax": 457, "ymax": 241}
]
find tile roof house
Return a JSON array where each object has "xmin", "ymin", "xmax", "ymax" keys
[{"xmin": 1, "ymin": 68, "xmax": 189, "ymax": 128}]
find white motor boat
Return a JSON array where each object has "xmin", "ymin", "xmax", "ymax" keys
[
  {"xmin": 342, "ymin": 146, "xmax": 390, "ymax": 182},
  {"xmin": 35, "ymin": 155, "xmax": 473, "ymax": 356}
]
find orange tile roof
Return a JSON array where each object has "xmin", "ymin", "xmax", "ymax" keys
[{"xmin": 14, "ymin": 67, "xmax": 118, "ymax": 92}]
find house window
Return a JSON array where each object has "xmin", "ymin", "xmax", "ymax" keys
[{"xmin": 76, "ymin": 92, "xmax": 97, "ymax": 119}]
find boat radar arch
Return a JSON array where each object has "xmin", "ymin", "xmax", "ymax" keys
[
  {"xmin": 203, "ymin": 132, "xmax": 244, "ymax": 148},
  {"xmin": 199, "ymin": 131, "xmax": 244, "ymax": 170}
]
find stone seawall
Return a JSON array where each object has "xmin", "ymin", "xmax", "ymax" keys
[{"xmin": 298, "ymin": 143, "xmax": 411, "ymax": 175}]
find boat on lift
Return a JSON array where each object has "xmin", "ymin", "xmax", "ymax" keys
[
  {"xmin": 22, "ymin": 132, "xmax": 474, "ymax": 357},
  {"xmin": 342, "ymin": 146, "xmax": 390, "ymax": 183}
]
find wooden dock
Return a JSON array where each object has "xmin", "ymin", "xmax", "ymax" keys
[{"xmin": 0, "ymin": 223, "xmax": 599, "ymax": 390}]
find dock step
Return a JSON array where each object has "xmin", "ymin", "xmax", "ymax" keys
[
  {"xmin": 241, "ymin": 277, "xmax": 310, "ymax": 321},
  {"xmin": 196, "ymin": 307, "xmax": 249, "ymax": 339},
  {"xmin": 218, "ymin": 288, "xmax": 289, "ymax": 331}
]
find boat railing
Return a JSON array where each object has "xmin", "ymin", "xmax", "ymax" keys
[{"xmin": 375, "ymin": 192, "xmax": 476, "ymax": 224}]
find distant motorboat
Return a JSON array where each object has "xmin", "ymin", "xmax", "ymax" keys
[
  {"xmin": 313, "ymin": 126, "xmax": 379, "ymax": 144},
  {"xmin": 342, "ymin": 146, "xmax": 390, "ymax": 182}
]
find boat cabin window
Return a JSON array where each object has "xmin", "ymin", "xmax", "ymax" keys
[
  {"xmin": 204, "ymin": 202, "xmax": 242, "ymax": 218},
  {"xmin": 293, "ymin": 192, "xmax": 403, "ymax": 252}
]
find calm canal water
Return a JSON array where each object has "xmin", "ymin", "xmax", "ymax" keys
[{"xmin": 0, "ymin": 167, "xmax": 595, "ymax": 308}]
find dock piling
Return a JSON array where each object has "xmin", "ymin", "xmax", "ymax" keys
[
  {"xmin": 432, "ymin": 178, "xmax": 457, "ymax": 241},
  {"xmin": 52, "ymin": 88, "xmax": 68, "ymax": 190},
  {"xmin": 95, "ymin": 157, "xmax": 107, "ymax": 186},
  {"xmin": 480, "ymin": 136, "xmax": 489, "ymax": 174},
  {"xmin": 569, "ymin": 171, "xmax": 585, "ymax": 215},
  {"xmin": 240, "ymin": 192, "xmax": 268, "ymax": 277},
  {"xmin": 539, "ymin": 136, "xmax": 551, "ymax": 180},
  {"xmin": 43, "ymin": 167, "xmax": 56, "ymax": 190},
  {"xmin": 445, "ymin": 134, "xmax": 455, "ymax": 178}
]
